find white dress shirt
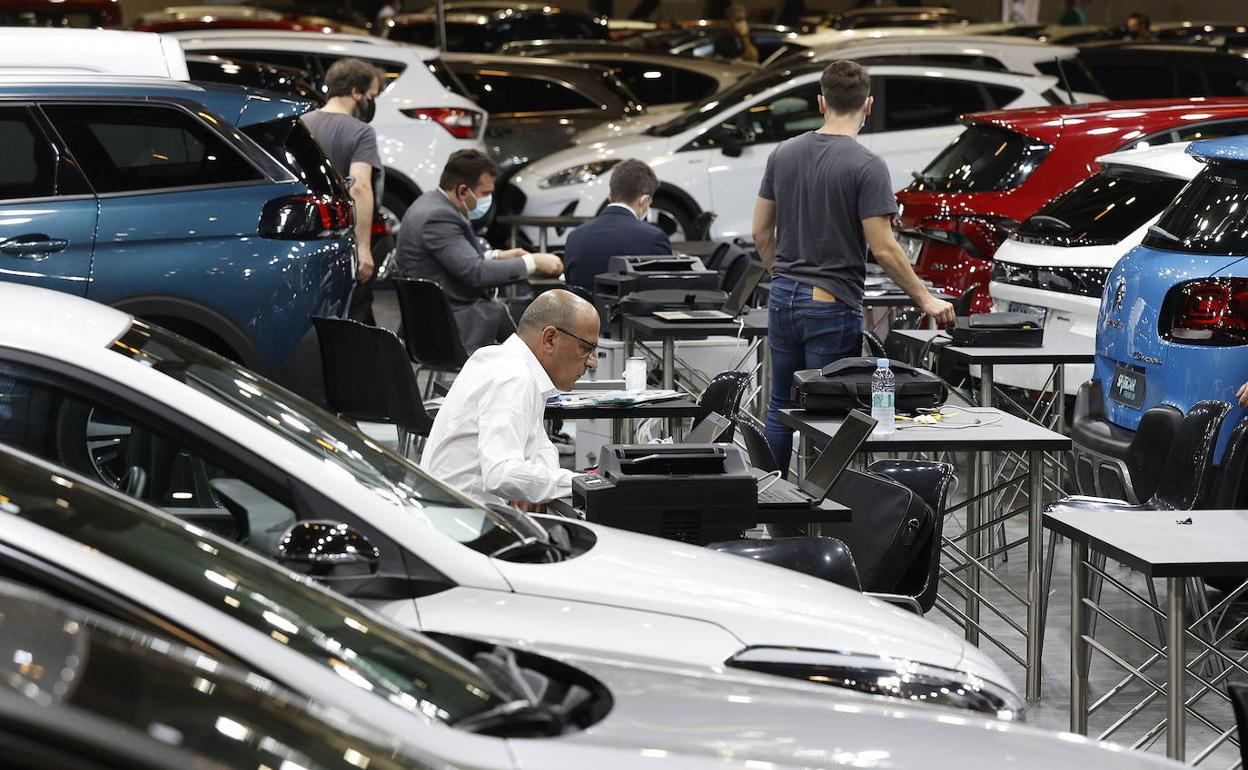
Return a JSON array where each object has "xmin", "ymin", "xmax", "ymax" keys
[{"xmin": 420, "ymin": 335, "xmax": 576, "ymax": 507}]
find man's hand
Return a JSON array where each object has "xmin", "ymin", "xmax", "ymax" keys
[
  {"xmin": 357, "ymin": 253, "xmax": 375, "ymax": 283},
  {"xmin": 497, "ymin": 247, "xmax": 529, "ymax": 260},
  {"xmin": 508, "ymin": 500, "xmax": 547, "ymax": 513},
  {"xmin": 532, "ymin": 252, "xmax": 564, "ymax": 276},
  {"xmin": 919, "ymin": 295, "xmax": 956, "ymax": 326},
  {"xmin": 1237, "ymin": 381, "xmax": 1248, "ymax": 408}
]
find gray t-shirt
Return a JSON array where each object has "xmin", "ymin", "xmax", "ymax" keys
[
  {"xmin": 301, "ymin": 109, "xmax": 384, "ymax": 200},
  {"xmin": 758, "ymin": 132, "xmax": 897, "ymax": 310}
]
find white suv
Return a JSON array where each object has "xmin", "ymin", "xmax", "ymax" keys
[
  {"xmin": 514, "ymin": 61, "xmax": 1069, "ymax": 242},
  {"xmin": 173, "ymin": 30, "xmax": 487, "ymax": 223},
  {"xmin": 989, "ymin": 142, "xmax": 1201, "ymax": 394}
]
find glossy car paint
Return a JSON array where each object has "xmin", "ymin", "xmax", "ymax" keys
[
  {"xmin": 514, "ymin": 63, "xmax": 1061, "ymax": 243},
  {"xmin": 0, "ymin": 28, "xmax": 189, "ymax": 78},
  {"xmin": 0, "ymin": 283, "xmax": 1012, "ymax": 705},
  {"xmin": 0, "ymin": 78, "xmax": 353, "ymax": 387},
  {"xmin": 899, "ymin": 98, "xmax": 1248, "ymax": 313},
  {"xmin": 989, "ymin": 143, "xmax": 1202, "ymax": 394}
]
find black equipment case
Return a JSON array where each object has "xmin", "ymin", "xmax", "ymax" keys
[
  {"xmin": 949, "ymin": 312, "xmax": 1044, "ymax": 347},
  {"xmin": 826, "ymin": 468, "xmax": 935, "ymax": 592},
  {"xmin": 792, "ymin": 357, "xmax": 945, "ymax": 414}
]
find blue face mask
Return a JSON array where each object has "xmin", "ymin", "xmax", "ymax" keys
[{"xmin": 468, "ymin": 192, "xmax": 493, "ymax": 221}]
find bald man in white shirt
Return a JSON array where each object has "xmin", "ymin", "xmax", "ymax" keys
[{"xmin": 421, "ymin": 290, "xmax": 599, "ymax": 510}]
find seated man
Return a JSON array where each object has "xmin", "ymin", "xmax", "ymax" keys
[
  {"xmin": 420, "ymin": 289, "xmax": 600, "ymax": 509},
  {"xmin": 394, "ymin": 149, "xmax": 562, "ymax": 353},
  {"xmin": 562, "ymin": 158, "xmax": 672, "ymax": 294}
]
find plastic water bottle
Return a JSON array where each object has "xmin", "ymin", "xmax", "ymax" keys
[{"xmin": 871, "ymin": 358, "xmax": 896, "ymax": 438}]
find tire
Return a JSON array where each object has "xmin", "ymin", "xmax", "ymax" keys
[{"xmin": 647, "ymin": 195, "xmax": 696, "ymax": 241}]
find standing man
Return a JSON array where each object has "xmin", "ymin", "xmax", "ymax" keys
[
  {"xmin": 394, "ymin": 149, "xmax": 563, "ymax": 353},
  {"xmin": 302, "ymin": 58, "xmax": 382, "ymax": 324},
  {"xmin": 421, "ymin": 290, "xmax": 599, "ymax": 510},
  {"xmin": 752, "ymin": 60, "xmax": 954, "ymax": 473},
  {"xmin": 562, "ymin": 159, "xmax": 671, "ymax": 294},
  {"xmin": 714, "ymin": 4, "xmax": 759, "ymax": 64}
]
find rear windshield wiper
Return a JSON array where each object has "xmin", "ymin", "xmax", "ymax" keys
[
  {"xmin": 1028, "ymin": 215, "xmax": 1072, "ymax": 232},
  {"xmin": 1148, "ymin": 224, "xmax": 1181, "ymax": 242},
  {"xmin": 911, "ymin": 170, "xmax": 931, "ymax": 185}
]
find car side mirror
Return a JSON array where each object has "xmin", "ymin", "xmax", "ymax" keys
[
  {"xmin": 277, "ymin": 520, "xmax": 380, "ymax": 577},
  {"xmin": 721, "ymin": 136, "xmax": 744, "ymax": 158}
]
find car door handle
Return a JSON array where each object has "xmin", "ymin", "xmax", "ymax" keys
[{"xmin": 0, "ymin": 234, "xmax": 70, "ymax": 259}]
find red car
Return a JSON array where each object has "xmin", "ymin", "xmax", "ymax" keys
[
  {"xmin": 897, "ymin": 98, "xmax": 1248, "ymax": 313},
  {"xmin": 133, "ymin": 6, "xmax": 369, "ymax": 34},
  {"xmin": 0, "ymin": 0, "xmax": 122, "ymax": 27}
]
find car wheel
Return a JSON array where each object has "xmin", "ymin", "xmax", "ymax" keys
[
  {"xmin": 53, "ymin": 400, "xmax": 132, "ymax": 491},
  {"xmin": 647, "ymin": 195, "xmax": 695, "ymax": 241}
]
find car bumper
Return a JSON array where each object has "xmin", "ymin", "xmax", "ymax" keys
[{"xmin": 989, "ymin": 280, "xmax": 1097, "ymax": 395}]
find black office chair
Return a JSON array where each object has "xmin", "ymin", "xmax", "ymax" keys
[
  {"xmin": 692, "ymin": 371, "xmax": 751, "ymax": 442},
  {"xmin": 952, "ymin": 285, "xmax": 978, "ymax": 316},
  {"xmin": 1229, "ymin": 683, "xmax": 1248, "ymax": 768},
  {"xmin": 862, "ymin": 330, "xmax": 886, "ymax": 358},
  {"xmin": 1205, "ymin": 413, "xmax": 1248, "ymax": 594},
  {"xmin": 736, "ymin": 419, "xmax": 778, "ymax": 473},
  {"xmin": 1070, "ymin": 380, "xmax": 1183, "ymax": 503},
  {"xmin": 708, "ymin": 537, "xmax": 862, "ymax": 592},
  {"xmin": 312, "ymin": 316, "xmax": 434, "ymax": 458},
  {"xmin": 688, "ymin": 210, "xmax": 717, "ymax": 241},
  {"xmin": 392, "ymin": 278, "xmax": 469, "ymax": 399}
]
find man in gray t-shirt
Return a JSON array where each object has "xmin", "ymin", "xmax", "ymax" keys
[
  {"xmin": 752, "ymin": 60, "xmax": 954, "ymax": 475},
  {"xmin": 302, "ymin": 58, "xmax": 383, "ymax": 324}
]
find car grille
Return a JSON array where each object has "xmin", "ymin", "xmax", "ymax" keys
[{"xmin": 992, "ymin": 261, "xmax": 1110, "ymax": 298}]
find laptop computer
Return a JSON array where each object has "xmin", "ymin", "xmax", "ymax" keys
[
  {"xmin": 682, "ymin": 411, "xmax": 733, "ymax": 444},
  {"xmin": 652, "ymin": 262, "xmax": 766, "ymax": 322},
  {"xmin": 757, "ymin": 410, "xmax": 877, "ymax": 509}
]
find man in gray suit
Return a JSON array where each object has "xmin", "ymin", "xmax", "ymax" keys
[{"xmin": 395, "ymin": 150, "xmax": 562, "ymax": 352}]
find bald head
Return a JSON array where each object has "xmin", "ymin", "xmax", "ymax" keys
[
  {"xmin": 517, "ymin": 290, "xmax": 601, "ymax": 390},
  {"xmin": 517, "ymin": 290, "xmax": 597, "ymax": 338}
]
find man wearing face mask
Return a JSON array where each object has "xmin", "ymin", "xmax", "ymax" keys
[
  {"xmin": 302, "ymin": 58, "xmax": 383, "ymax": 324},
  {"xmin": 713, "ymin": 4, "xmax": 758, "ymax": 64},
  {"xmin": 561, "ymin": 158, "xmax": 671, "ymax": 294},
  {"xmin": 395, "ymin": 149, "xmax": 564, "ymax": 353}
]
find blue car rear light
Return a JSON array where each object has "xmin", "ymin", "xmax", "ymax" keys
[
  {"xmin": 258, "ymin": 194, "xmax": 353, "ymax": 240},
  {"xmin": 1161, "ymin": 277, "xmax": 1248, "ymax": 345}
]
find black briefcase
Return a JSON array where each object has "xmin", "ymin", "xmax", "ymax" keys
[
  {"xmin": 824, "ymin": 468, "xmax": 935, "ymax": 593},
  {"xmin": 792, "ymin": 357, "xmax": 945, "ymax": 414},
  {"xmin": 949, "ymin": 312, "xmax": 1044, "ymax": 347}
]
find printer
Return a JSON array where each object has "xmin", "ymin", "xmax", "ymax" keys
[
  {"xmin": 572, "ymin": 444, "xmax": 756, "ymax": 544},
  {"xmin": 593, "ymin": 254, "xmax": 720, "ymax": 301}
]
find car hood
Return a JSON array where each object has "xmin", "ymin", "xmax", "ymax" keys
[
  {"xmin": 511, "ymin": 651, "xmax": 1179, "ymax": 770},
  {"xmin": 512, "ymin": 132, "xmax": 673, "ymax": 189},
  {"xmin": 494, "ymin": 519, "xmax": 1002, "ymax": 683},
  {"xmin": 573, "ymin": 104, "xmax": 688, "ymax": 145}
]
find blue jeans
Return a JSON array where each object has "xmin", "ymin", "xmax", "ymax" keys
[{"xmin": 764, "ymin": 275, "xmax": 864, "ymax": 474}]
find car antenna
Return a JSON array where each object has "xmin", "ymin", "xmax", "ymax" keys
[{"xmin": 1053, "ymin": 56, "xmax": 1077, "ymax": 106}]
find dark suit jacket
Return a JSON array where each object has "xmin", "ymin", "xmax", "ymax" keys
[
  {"xmin": 562, "ymin": 205, "xmax": 672, "ymax": 293},
  {"xmin": 394, "ymin": 189, "xmax": 526, "ymax": 352}
]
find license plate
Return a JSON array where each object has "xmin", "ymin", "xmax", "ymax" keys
[
  {"xmin": 1007, "ymin": 301, "xmax": 1048, "ymax": 326},
  {"xmin": 899, "ymin": 234, "xmax": 923, "ymax": 264},
  {"xmin": 1109, "ymin": 364, "xmax": 1145, "ymax": 409}
]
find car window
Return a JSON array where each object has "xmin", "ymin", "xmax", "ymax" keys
[
  {"xmin": 1146, "ymin": 164, "xmax": 1248, "ymax": 256},
  {"xmin": 0, "ymin": 107, "xmax": 55, "ymax": 201},
  {"xmin": 1205, "ymin": 68, "xmax": 1248, "ymax": 97},
  {"xmin": 211, "ymin": 49, "xmax": 315, "ymax": 76},
  {"xmin": 42, "ymin": 103, "xmax": 263, "ymax": 194},
  {"xmin": 855, "ymin": 53, "xmax": 1007, "ymax": 71},
  {"xmin": 1013, "ymin": 167, "xmax": 1187, "ymax": 247},
  {"xmin": 1035, "ymin": 58, "xmax": 1104, "ymax": 96},
  {"xmin": 742, "ymin": 82, "xmax": 823, "ymax": 144},
  {"xmin": 983, "ymin": 84, "xmax": 1023, "ymax": 109},
  {"xmin": 910, "ymin": 123, "xmax": 1051, "ymax": 193},
  {"xmin": 648, "ymin": 64, "xmax": 813, "ymax": 137},
  {"xmin": 459, "ymin": 72, "xmax": 601, "ymax": 113},
  {"xmin": 1088, "ymin": 63, "xmax": 1173, "ymax": 99},
  {"xmin": 425, "ymin": 57, "xmax": 473, "ymax": 98},
  {"xmin": 243, "ymin": 118, "xmax": 346, "ymax": 197},
  {"xmin": 880, "ymin": 76, "xmax": 989, "ymax": 132},
  {"xmin": 589, "ymin": 59, "xmax": 717, "ymax": 105}
]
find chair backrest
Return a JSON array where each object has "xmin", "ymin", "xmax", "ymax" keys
[
  {"xmin": 1212, "ymin": 412, "xmax": 1248, "ymax": 509},
  {"xmin": 705, "ymin": 537, "xmax": 862, "ymax": 592},
  {"xmin": 867, "ymin": 458, "xmax": 955, "ymax": 612},
  {"xmin": 1231, "ymin": 682, "xmax": 1248, "ymax": 769},
  {"xmin": 688, "ymin": 210, "xmax": 716, "ymax": 241},
  {"xmin": 1150, "ymin": 399, "xmax": 1231, "ymax": 510},
  {"xmin": 392, "ymin": 278, "xmax": 469, "ymax": 371},
  {"xmin": 953, "ymin": 285, "xmax": 978, "ymax": 316},
  {"xmin": 862, "ymin": 330, "xmax": 886, "ymax": 358},
  {"xmin": 312, "ymin": 316, "xmax": 434, "ymax": 437},
  {"xmin": 736, "ymin": 419, "xmax": 777, "ymax": 473},
  {"xmin": 694, "ymin": 371, "xmax": 750, "ymax": 441}
]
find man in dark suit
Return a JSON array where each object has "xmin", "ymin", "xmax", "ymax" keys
[
  {"xmin": 394, "ymin": 150, "xmax": 562, "ymax": 353},
  {"xmin": 562, "ymin": 159, "xmax": 672, "ymax": 294}
]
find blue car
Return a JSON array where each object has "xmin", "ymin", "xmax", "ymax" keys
[
  {"xmin": 0, "ymin": 76, "xmax": 354, "ymax": 395},
  {"xmin": 1073, "ymin": 134, "xmax": 1248, "ymax": 503}
]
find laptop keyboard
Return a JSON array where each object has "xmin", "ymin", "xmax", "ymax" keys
[{"xmin": 757, "ymin": 483, "xmax": 811, "ymax": 505}]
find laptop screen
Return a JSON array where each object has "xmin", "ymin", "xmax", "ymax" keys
[
  {"xmin": 684, "ymin": 412, "xmax": 732, "ymax": 443},
  {"xmin": 798, "ymin": 410, "xmax": 877, "ymax": 499},
  {"xmin": 724, "ymin": 263, "xmax": 766, "ymax": 315}
]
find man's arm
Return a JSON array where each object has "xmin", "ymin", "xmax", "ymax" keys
[
  {"xmin": 651, "ymin": 226, "xmax": 672, "ymax": 255},
  {"xmin": 863, "ymin": 215, "xmax": 955, "ymax": 325},
  {"xmin": 476, "ymin": 379, "xmax": 576, "ymax": 504},
  {"xmin": 348, "ymin": 161, "xmax": 374, "ymax": 283},
  {"xmin": 425, "ymin": 211, "xmax": 530, "ymax": 289},
  {"xmin": 752, "ymin": 196, "xmax": 777, "ymax": 273}
]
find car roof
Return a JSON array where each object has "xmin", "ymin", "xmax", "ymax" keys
[
  {"xmin": 1096, "ymin": 141, "xmax": 1203, "ymax": 179},
  {"xmin": 0, "ymin": 28, "xmax": 190, "ymax": 80},
  {"xmin": 172, "ymin": 28, "xmax": 438, "ymax": 58},
  {"xmin": 0, "ymin": 284, "xmax": 130, "ymax": 355},
  {"xmin": 1188, "ymin": 134, "xmax": 1248, "ymax": 164},
  {"xmin": 442, "ymin": 51, "xmax": 608, "ymax": 75},
  {"xmin": 544, "ymin": 48, "xmax": 756, "ymax": 75},
  {"xmin": 967, "ymin": 98, "xmax": 1248, "ymax": 143}
]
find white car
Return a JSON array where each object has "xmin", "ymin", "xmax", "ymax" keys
[
  {"xmin": 0, "ymin": 446, "xmax": 1184, "ymax": 770},
  {"xmin": 514, "ymin": 60, "xmax": 1071, "ymax": 241},
  {"xmin": 0, "ymin": 27, "xmax": 189, "ymax": 78},
  {"xmin": 0, "ymin": 283, "xmax": 1016, "ymax": 716},
  {"xmin": 173, "ymin": 29, "xmax": 487, "ymax": 222},
  {"xmin": 989, "ymin": 142, "xmax": 1201, "ymax": 395}
]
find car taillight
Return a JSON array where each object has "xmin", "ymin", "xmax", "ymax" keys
[
  {"xmin": 918, "ymin": 215, "xmax": 1019, "ymax": 261},
  {"xmin": 400, "ymin": 107, "xmax": 483, "ymax": 139},
  {"xmin": 1162, "ymin": 278, "xmax": 1248, "ymax": 345},
  {"xmin": 258, "ymin": 194, "xmax": 353, "ymax": 240}
]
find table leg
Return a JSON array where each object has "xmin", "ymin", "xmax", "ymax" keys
[
  {"xmin": 979, "ymin": 363, "xmax": 994, "ymax": 407},
  {"xmin": 965, "ymin": 453, "xmax": 981, "ymax": 646},
  {"xmin": 800, "ymin": 433, "xmax": 819, "ymax": 536},
  {"xmin": 1027, "ymin": 449, "xmax": 1044, "ymax": 701},
  {"xmin": 756, "ymin": 338, "xmax": 770, "ymax": 421},
  {"xmin": 624, "ymin": 328, "xmax": 635, "ymax": 358},
  {"xmin": 1054, "ymin": 364, "xmax": 1067, "ymax": 492},
  {"xmin": 538, "ymin": 228, "xmax": 548, "ymax": 253},
  {"xmin": 1167, "ymin": 576, "xmax": 1186, "ymax": 761},
  {"xmin": 510, "ymin": 223, "xmax": 518, "ymax": 250},
  {"xmin": 662, "ymin": 336, "xmax": 675, "ymax": 390},
  {"xmin": 979, "ymin": 364, "xmax": 997, "ymax": 569},
  {"xmin": 611, "ymin": 417, "xmax": 623, "ymax": 444},
  {"xmin": 1070, "ymin": 538, "xmax": 1088, "ymax": 734}
]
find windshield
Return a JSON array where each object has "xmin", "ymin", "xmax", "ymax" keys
[
  {"xmin": 0, "ymin": 583, "xmax": 424, "ymax": 770},
  {"xmin": 1014, "ymin": 167, "xmax": 1187, "ymax": 246},
  {"xmin": 0, "ymin": 449, "xmax": 506, "ymax": 725},
  {"xmin": 647, "ymin": 64, "xmax": 812, "ymax": 138},
  {"xmin": 1145, "ymin": 163, "xmax": 1248, "ymax": 256},
  {"xmin": 908, "ymin": 123, "xmax": 1051, "ymax": 194},
  {"xmin": 109, "ymin": 321, "xmax": 526, "ymax": 555}
]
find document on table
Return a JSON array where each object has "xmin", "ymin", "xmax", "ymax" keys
[{"xmin": 548, "ymin": 389, "xmax": 682, "ymax": 407}]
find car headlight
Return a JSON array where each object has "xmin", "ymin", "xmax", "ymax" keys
[
  {"xmin": 726, "ymin": 648, "xmax": 1023, "ymax": 721},
  {"xmin": 538, "ymin": 160, "xmax": 621, "ymax": 189}
]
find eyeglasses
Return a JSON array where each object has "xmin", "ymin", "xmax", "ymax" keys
[{"xmin": 555, "ymin": 327, "xmax": 599, "ymax": 358}]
